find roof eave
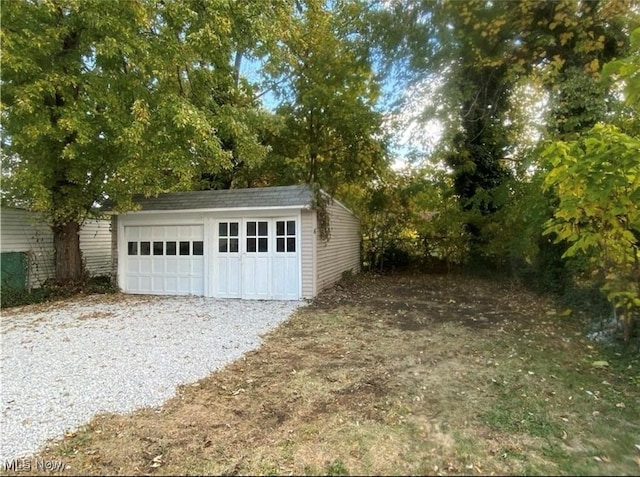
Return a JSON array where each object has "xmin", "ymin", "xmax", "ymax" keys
[{"xmin": 114, "ymin": 204, "xmax": 310, "ymax": 215}]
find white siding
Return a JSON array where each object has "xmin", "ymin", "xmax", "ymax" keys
[
  {"xmin": 315, "ymin": 199, "xmax": 360, "ymax": 294},
  {"xmin": 79, "ymin": 219, "xmax": 113, "ymax": 277},
  {"xmin": 1, "ymin": 208, "xmax": 54, "ymax": 289},
  {"xmin": 0, "ymin": 207, "xmax": 113, "ymax": 288},
  {"xmin": 300, "ymin": 209, "xmax": 316, "ymax": 299}
]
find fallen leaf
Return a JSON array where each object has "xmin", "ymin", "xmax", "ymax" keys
[
  {"xmin": 616, "ymin": 402, "xmax": 626, "ymax": 408},
  {"xmin": 591, "ymin": 361, "xmax": 609, "ymax": 368}
]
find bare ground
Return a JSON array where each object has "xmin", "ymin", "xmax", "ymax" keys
[{"xmin": 4, "ymin": 272, "xmax": 639, "ymax": 476}]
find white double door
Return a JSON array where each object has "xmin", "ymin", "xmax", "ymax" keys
[{"xmin": 214, "ymin": 218, "xmax": 299, "ymax": 300}]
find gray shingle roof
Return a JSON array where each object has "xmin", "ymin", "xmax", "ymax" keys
[{"xmin": 128, "ymin": 185, "xmax": 314, "ymax": 211}]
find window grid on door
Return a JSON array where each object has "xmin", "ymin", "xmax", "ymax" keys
[
  {"xmin": 127, "ymin": 240, "xmax": 202, "ymax": 256},
  {"xmin": 218, "ymin": 222, "xmax": 239, "ymax": 253},
  {"xmin": 246, "ymin": 221, "xmax": 268, "ymax": 253}
]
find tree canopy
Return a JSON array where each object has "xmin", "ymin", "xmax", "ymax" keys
[
  {"xmin": 1, "ymin": 0, "xmax": 294, "ymax": 281},
  {"xmin": 2, "ymin": 0, "xmax": 639, "ymax": 340}
]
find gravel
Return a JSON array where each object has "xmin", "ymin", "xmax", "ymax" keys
[{"xmin": 0, "ymin": 294, "xmax": 303, "ymax": 461}]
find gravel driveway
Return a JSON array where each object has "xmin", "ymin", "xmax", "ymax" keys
[{"xmin": 0, "ymin": 294, "xmax": 303, "ymax": 461}]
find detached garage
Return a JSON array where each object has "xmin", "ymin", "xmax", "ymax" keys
[{"xmin": 111, "ymin": 185, "xmax": 360, "ymax": 300}]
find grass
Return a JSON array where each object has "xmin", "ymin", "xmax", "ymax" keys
[{"xmin": 2, "ymin": 272, "xmax": 639, "ymax": 476}]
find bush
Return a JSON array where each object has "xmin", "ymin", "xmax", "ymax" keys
[{"xmin": 0, "ymin": 275, "xmax": 117, "ymax": 309}]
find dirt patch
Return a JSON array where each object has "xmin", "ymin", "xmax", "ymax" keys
[
  {"xmin": 8, "ymin": 272, "xmax": 640, "ymax": 476},
  {"xmin": 328, "ymin": 272, "xmax": 524, "ymax": 330}
]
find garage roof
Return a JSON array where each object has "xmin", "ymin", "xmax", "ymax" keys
[{"xmin": 128, "ymin": 184, "xmax": 314, "ymax": 212}]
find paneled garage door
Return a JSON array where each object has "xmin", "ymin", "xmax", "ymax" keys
[
  {"xmin": 124, "ymin": 225, "xmax": 204, "ymax": 295},
  {"xmin": 215, "ymin": 218, "xmax": 299, "ymax": 300}
]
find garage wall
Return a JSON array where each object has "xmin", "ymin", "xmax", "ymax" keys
[
  {"xmin": 300, "ymin": 209, "xmax": 316, "ymax": 299},
  {"xmin": 315, "ymin": 199, "xmax": 360, "ymax": 293},
  {"xmin": 116, "ymin": 209, "xmax": 305, "ymax": 299}
]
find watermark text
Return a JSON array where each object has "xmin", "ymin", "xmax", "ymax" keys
[{"xmin": 2, "ymin": 458, "xmax": 66, "ymax": 473}]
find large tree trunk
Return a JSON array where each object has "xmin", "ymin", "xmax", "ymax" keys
[{"xmin": 52, "ymin": 221, "xmax": 85, "ymax": 285}]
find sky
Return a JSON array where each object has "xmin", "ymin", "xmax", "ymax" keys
[{"xmin": 240, "ymin": 55, "xmax": 443, "ymax": 171}]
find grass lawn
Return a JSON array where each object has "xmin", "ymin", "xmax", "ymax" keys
[{"xmin": 8, "ymin": 272, "xmax": 640, "ymax": 476}]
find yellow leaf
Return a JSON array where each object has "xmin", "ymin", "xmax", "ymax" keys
[
  {"xmin": 587, "ymin": 58, "xmax": 600, "ymax": 73},
  {"xmin": 554, "ymin": 12, "xmax": 566, "ymax": 22},
  {"xmin": 560, "ymin": 32, "xmax": 573, "ymax": 46}
]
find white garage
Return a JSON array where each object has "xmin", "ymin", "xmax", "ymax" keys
[{"xmin": 111, "ymin": 185, "xmax": 360, "ymax": 300}]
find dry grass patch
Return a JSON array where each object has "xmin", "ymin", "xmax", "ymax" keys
[{"xmin": 5, "ymin": 272, "xmax": 639, "ymax": 476}]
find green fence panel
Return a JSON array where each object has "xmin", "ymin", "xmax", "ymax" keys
[{"xmin": 1, "ymin": 252, "xmax": 28, "ymax": 290}]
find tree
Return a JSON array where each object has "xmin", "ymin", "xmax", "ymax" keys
[
  {"xmin": 543, "ymin": 124, "xmax": 640, "ymax": 341},
  {"xmin": 259, "ymin": 0, "xmax": 388, "ymax": 196},
  {"xmin": 543, "ymin": 28, "xmax": 640, "ymax": 342},
  {"xmin": 371, "ymin": 0, "xmax": 636, "ymax": 271},
  {"xmin": 1, "ymin": 0, "xmax": 283, "ymax": 284}
]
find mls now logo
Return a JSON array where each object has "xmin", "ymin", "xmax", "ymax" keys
[{"xmin": 2, "ymin": 458, "xmax": 65, "ymax": 472}]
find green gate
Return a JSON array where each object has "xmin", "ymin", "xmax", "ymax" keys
[{"xmin": 1, "ymin": 251, "xmax": 28, "ymax": 290}]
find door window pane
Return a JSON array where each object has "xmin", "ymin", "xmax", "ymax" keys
[
  {"xmin": 276, "ymin": 219, "xmax": 296, "ymax": 253},
  {"xmin": 128, "ymin": 242, "xmax": 138, "ymax": 255},
  {"xmin": 219, "ymin": 223, "xmax": 228, "ymax": 237},
  {"xmin": 258, "ymin": 237, "xmax": 268, "ymax": 252},
  {"xmin": 247, "ymin": 222, "xmax": 256, "ymax": 236},
  {"xmin": 258, "ymin": 221, "xmax": 268, "ymax": 236},
  {"xmin": 140, "ymin": 241, "xmax": 151, "ymax": 255},
  {"xmin": 193, "ymin": 241, "xmax": 203, "ymax": 255},
  {"xmin": 230, "ymin": 238, "xmax": 239, "ymax": 252},
  {"xmin": 247, "ymin": 237, "xmax": 256, "ymax": 252},
  {"xmin": 179, "ymin": 241, "xmax": 190, "ymax": 255},
  {"xmin": 166, "ymin": 241, "xmax": 177, "ymax": 255},
  {"xmin": 230, "ymin": 222, "xmax": 239, "ymax": 236},
  {"xmin": 219, "ymin": 238, "xmax": 228, "ymax": 253},
  {"xmin": 153, "ymin": 241, "xmax": 163, "ymax": 255}
]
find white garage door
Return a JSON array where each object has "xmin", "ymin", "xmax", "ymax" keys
[
  {"xmin": 214, "ymin": 218, "xmax": 299, "ymax": 300},
  {"xmin": 125, "ymin": 225, "xmax": 204, "ymax": 295}
]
